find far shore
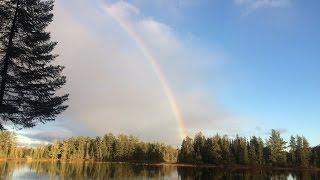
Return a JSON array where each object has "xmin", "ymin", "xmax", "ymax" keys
[{"xmin": 1, "ymin": 158, "xmax": 320, "ymax": 172}]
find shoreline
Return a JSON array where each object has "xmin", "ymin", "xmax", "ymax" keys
[{"xmin": 1, "ymin": 158, "xmax": 320, "ymax": 171}]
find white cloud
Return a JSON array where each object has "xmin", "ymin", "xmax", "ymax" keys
[
  {"xmin": 235, "ymin": 0, "xmax": 292, "ymax": 9},
  {"xmin": 21, "ymin": 0, "xmax": 256, "ymax": 145},
  {"xmin": 105, "ymin": 1, "xmax": 140, "ymax": 19}
]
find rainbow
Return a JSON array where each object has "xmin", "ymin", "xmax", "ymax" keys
[{"xmin": 104, "ymin": 4, "xmax": 188, "ymax": 139}]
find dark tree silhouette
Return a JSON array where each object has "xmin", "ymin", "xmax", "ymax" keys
[
  {"xmin": 178, "ymin": 130, "xmax": 320, "ymax": 168},
  {"xmin": 0, "ymin": 130, "xmax": 318, "ymax": 169},
  {"xmin": 0, "ymin": 0, "xmax": 68, "ymax": 130}
]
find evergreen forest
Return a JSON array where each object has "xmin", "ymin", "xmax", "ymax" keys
[{"xmin": 0, "ymin": 130, "xmax": 319, "ymax": 169}]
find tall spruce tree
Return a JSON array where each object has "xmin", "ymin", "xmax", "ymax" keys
[
  {"xmin": 296, "ymin": 136, "xmax": 311, "ymax": 167},
  {"xmin": 311, "ymin": 146, "xmax": 320, "ymax": 167},
  {"xmin": 219, "ymin": 135, "xmax": 235, "ymax": 164},
  {"xmin": 0, "ymin": 0, "xmax": 68, "ymax": 129},
  {"xmin": 288, "ymin": 136, "xmax": 297, "ymax": 166},
  {"xmin": 248, "ymin": 137, "xmax": 259, "ymax": 165},
  {"xmin": 178, "ymin": 136, "xmax": 194, "ymax": 163},
  {"xmin": 267, "ymin": 129, "xmax": 287, "ymax": 166},
  {"xmin": 193, "ymin": 132, "xmax": 205, "ymax": 163}
]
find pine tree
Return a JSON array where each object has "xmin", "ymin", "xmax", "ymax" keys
[
  {"xmin": 202, "ymin": 136, "xmax": 222, "ymax": 164},
  {"xmin": 240, "ymin": 138, "xmax": 249, "ymax": 165},
  {"xmin": 288, "ymin": 136, "xmax": 297, "ymax": 166},
  {"xmin": 219, "ymin": 135, "xmax": 235, "ymax": 164},
  {"xmin": 248, "ymin": 137, "xmax": 258, "ymax": 165},
  {"xmin": 311, "ymin": 148, "xmax": 319, "ymax": 167},
  {"xmin": 256, "ymin": 137, "xmax": 265, "ymax": 165},
  {"xmin": 302, "ymin": 137, "xmax": 311, "ymax": 167},
  {"xmin": 312, "ymin": 146, "xmax": 320, "ymax": 167},
  {"xmin": 267, "ymin": 129, "xmax": 287, "ymax": 166},
  {"xmin": 94, "ymin": 137, "xmax": 103, "ymax": 161},
  {"xmin": 296, "ymin": 136, "xmax": 311, "ymax": 167},
  {"xmin": 193, "ymin": 132, "xmax": 205, "ymax": 163},
  {"xmin": 0, "ymin": 0, "xmax": 68, "ymax": 130},
  {"xmin": 178, "ymin": 136, "xmax": 194, "ymax": 163},
  {"xmin": 232, "ymin": 136, "xmax": 249, "ymax": 165},
  {"xmin": 102, "ymin": 133, "xmax": 115, "ymax": 160}
]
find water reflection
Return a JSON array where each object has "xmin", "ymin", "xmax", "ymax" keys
[
  {"xmin": 0, "ymin": 161, "xmax": 319, "ymax": 179},
  {"xmin": 177, "ymin": 167, "xmax": 320, "ymax": 180}
]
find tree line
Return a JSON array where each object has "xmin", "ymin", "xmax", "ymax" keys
[
  {"xmin": 0, "ymin": 131, "xmax": 177, "ymax": 163},
  {"xmin": 0, "ymin": 130, "xmax": 320, "ymax": 169},
  {"xmin": 178, "ymin": 129, "xmax": 320, "ymax": 168}
]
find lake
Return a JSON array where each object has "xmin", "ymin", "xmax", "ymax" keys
[{"xmin": 0, "ymin": 161, "xmax": 319, "ymax": 179}]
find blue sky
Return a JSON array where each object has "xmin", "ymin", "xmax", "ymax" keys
[
  {"xmin": 17, "ymin": 0, "xmax": 320, "ymax": 146},
  {"xmin": 126, "ymin": 0, "xmax": 320, "ymax": 144}
]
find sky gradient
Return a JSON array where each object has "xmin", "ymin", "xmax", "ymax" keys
[{"xmin": 16, "ymin": 0, "xmax": 320, "ymax": 146}]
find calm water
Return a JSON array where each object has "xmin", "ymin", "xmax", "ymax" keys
[{"xmin": 0, "ymin": 161, "xmax": 319, "ymax": 180}]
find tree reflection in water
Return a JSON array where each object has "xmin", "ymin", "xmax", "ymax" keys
[
  {"xmin": 1, "ymin": 161, "xmax": 320, "ymax": 179},
  {"xmin": 177, "ymin": 166, "xmax": 320, "ymax": 180}
]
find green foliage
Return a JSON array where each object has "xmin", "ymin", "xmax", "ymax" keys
[
  {"xmin": 0, "ymin": 131, "xmax": 16, "ymax": 158},
  {"xmin": 0, "ymin": 0, "xmax": 68, "ymax": 129},
  {"xmin": 178, "ymin": 130, "xmax": 319, "ymax": 168},
  {"xmin": 232, "ymin": 136, "xmax": 249, "ymax": 165},
  {"xmin": 0, "ymin": 131, "xmax": 28, "ymax": 158},
  {"xmin": 178, "ymin": 136, "xmax": 194, "ymax": 163},
  {"xmin": 28, "ymin": 133, "xmax": 177, "ymax": 163},
  {"xmin": 295, "ymin": 136, "xmax": 311, "ymax": 167},
  {"xmin": 218, "ymin": 135, "xmax": 235, "ymax": 164},
  {"xmin": 311, "ymin": 146, "xmax": 320, "ymax": 167},
  {"xmin": 0, "ymin": 130, "xmax": 318, "ymax": 168},
  {"xmin": 248, "ymin": 136, "xmax": 264, "ymax": 165},
  {"xmin": 193, "ymin": 132, "xmax": 205, "ymax": 162},
  {"xmin": 203, "ymin": 136, "xmax": 222, "ymax": 164},
  {"xmin": 288, "ymin": 136, "xmax": 297, "ymax": 165},
  {"xmin": 267, "ymin": 129, "xmax": 287, "ymax": 166}
]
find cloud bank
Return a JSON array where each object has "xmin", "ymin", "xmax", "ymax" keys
[{"xmin": 22, "ymin": 0, "xmax": 250, "ymax": 145}]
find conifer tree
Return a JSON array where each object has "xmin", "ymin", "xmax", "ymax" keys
[
  {"xmin": 311, "ymin": 150, "xmax": 317, "ymax": 167},
  {"xmin": 178, "ymin": 136, "xmax": 194, "ymax": 163},
  {"xmin": 311, "ymin": 146, "xmax": 320, "ymax": 167},
  {"xmin": 0, "ymin": 0, "xmax": 68, "ymax": 129},
  {"xmin": 203, "ymin": 136, "xmax": 222, "ymax": 164},
  {"xmin": 288, "ymin": 136, "xmax": 297, "ymax": 166},
  {"xmin": 193, "ymin": 132, "xmax": 205, "ymax": 163},
  {"xmin": 102, "ymin": 133, "xmax": 116, "ymax": 160},
  {"xmin": 267, "ymin": 129, "xmax": 287, "ymax": 166},
  {"xmin": 219, "ymin": 135, "xmax": 235, "ymax": 164},
  {"xmin": 301, "ymin": 137, "xmax": 311, "ymax": 167},
  {"xmin": 232, "ymin": 136, "xmax": 249, "ymax": 165},
  {"xmin": 296, "ymin": 136, "xmax": 311, "ymax": 167},
  {"xmin": 256, "ymin": 137, "xmax": 265, "ymax": 165},
  {"xmin": 248, "ymin": 137, "xmax": 258, "ymax": 165}
]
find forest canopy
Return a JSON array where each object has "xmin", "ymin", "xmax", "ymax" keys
[{"xmin": 0, "ymin": 130, "xmax": 319, "ymax": 169}]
